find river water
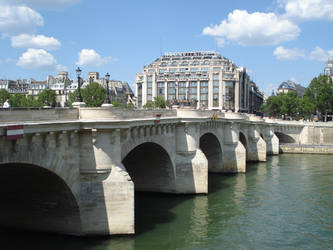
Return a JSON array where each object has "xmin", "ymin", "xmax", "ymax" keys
[{"xmin": 1, "ymin": 154, "xmax": 333, "ymax": 250}]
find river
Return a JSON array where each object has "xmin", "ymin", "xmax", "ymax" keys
[{"xmin": 1, "ymin": 154, "xmax": 333, "ymax": 250}]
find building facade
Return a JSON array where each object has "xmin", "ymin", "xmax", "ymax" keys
[
  {"xmin": 135, "ymin": 51, "xmax": 253, "ymax": 111},
  {"xmin": 277, "ymin": 80, "xmax": 305, "ymax": 97},
  {"xmin": 324, "ymin": 60, "xmax": 333, "ymax": 77}
]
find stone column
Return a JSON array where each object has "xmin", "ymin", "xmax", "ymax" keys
[
  {"xmin": 247, "ymin": 125, "xmax": 267, "ymax": 162},
  {"xmin": 79, "ymin": 128, "xmax": 134, "ymax": 236},
  {"xmin": 222, "ymin": 123, "xmax": 246, "ymax": 173},
  {"xmin": 174, "ymin": 123, "xmax": 208, "ymax": 194},
  {"xmin": 265, "ymin": 126, "xmax": 279, "ymax": 155},
  {"xmin": 234, "ymin": 80, "xmax": 240, "ymax": 112}
]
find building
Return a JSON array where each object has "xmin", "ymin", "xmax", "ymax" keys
[
  {"xmin": 135, "ymin": 51, "xmax": 255, "ymax": 111},
  {"xmin": 277, "ymin": 80, "xmax": 306, "ymax": 97},
  {"xmin": 324, "ymin": 60, "xmax": 333, "ymax": 77},
  {"xmin": 249, "ymin": 81, "xmax": 264, "ymax": 114}
]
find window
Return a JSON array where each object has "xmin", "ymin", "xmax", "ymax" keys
[
  {"xmin": 190, "ymin": 81, "xmax": 197, "ymax": 87},
  {"xmin": 148, "ymin": 69, "xmax": 155, "ymax": 73},
  {"xmin": 170, "ymin": 68, "xmax": 177, "ymax": 73},
  {"xmin": 213, "ymin": 67, "xmax": 220, "ymax": 71},
  {"xmin": 213, "ymin": 80, "xmax": 219, "ymax": 87},
  {"xmin": 191, "ymin": 68, "xmax": 199, "ymax": 72},
  {"xmin": 147, "ymin": 83, "xmax": 152, "ymax": 88},
  {"xmin": 178, "ymin": 82, "xmax": 186, "ymax": 87},
  {"xmin": 203, "ymin": 60, "xmax": 210, "ymax": 65},
  {"xmin": 192, "ymin": 61, "xmax": 199, "ymax": 66},
  {"xmin": 213, "ymin": 74, "xmax": 219, "ymax": 80},
  {"xmin": 171, "ymin": 61, "xmax": 178, "ymax": 66},
  {"xmin": 161, "ymin": 62, "xmax": 167, "ymax": 67},
  {"xmin": 202, "ymin": 67, "xmax": 209, "ymax": 72},
  {"xmin": 181, "ymin": 61, "xmax": 188, "ymax": 66},
  {"xmin": 159, "ymin": 69, "xmax": 166, "ymax": 74},
  {"xmin": 147, "ymin": 76, "xmax": 153, "ymax": 82},
  {"xmin": 200, "ymin": 81, "xmax": 208, "ymax": 87}
]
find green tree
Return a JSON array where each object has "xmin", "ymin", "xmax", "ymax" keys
[
  {"xmin": 153, "ymin": 96, "xmax": 167, "ymax": 108},
  {"xmin": 21, "ymin": 95, "xmax": 41, "ymax": 108},
  {"xmin": 126, "ymin": 102, "xmax": 135, "ymax": 109},
  {"xmin": 0, "ymin": 89, "xmax": 10, "ymax": 105},
  {"xmin": 9, "ymin": 94, "xmax": 26, "ymax": 107},
  {"xmin": 38, "ymin": 89, "xmax": 57, "ymax": 107},
  {"xmin": 112, "ymin": 100, "xmax": 121, "ymax": 107},
  {"xmin": 304, "ymin": 75, "xmax": 333, "ymax": 121},
  {"xmin": 81, "ymin": 82, "xmax": 106, "ymax": 107},
  {"xmin": 143, "ymin": 101, "xmax": 154, "ymax": 109}
]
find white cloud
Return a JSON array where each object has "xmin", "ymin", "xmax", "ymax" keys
[
  {"xmin": 202, "ymin": 9, "xmax": 300, "ymax": 46},
  {"xmin": 0, "ymin": 5, "xmax": 43, "ymax": 36},
  {"xmin": 56, "ymin": 64, "xmax": 68, "ymax": 71},
  {"xmin": 216, "ymin": 38, "xmax": 225, "ymax": 48},
  {"xmin": 283, "ymin": 0, "xmax": 333, "ymax": 21},
  {"xmin": 76, "ymin": 49, "xmax": 111, "ymax": 67},
  {"xmin": 0, "ymin": 0, "xmax": 80, "ymax": 10},
  {"xmin": 5, "ymin": 58, "xmax": 13, "ymax": 63},
  {"xmin": 11, "ymin": 34, "xmax": 61, "ymax": 50},
  {"xmin": 309, "ymin": 46, "xmax": 333, "ymax": 61},
  {"xmin": 17, "ymin": 48, "xmax": 57, "ymax": 70},
  {"xmin": 273, "ymin": 46, "xmax": 305, "ymax": 60}
]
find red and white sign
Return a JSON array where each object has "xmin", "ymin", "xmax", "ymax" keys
[
  {"xmin": 155, "ymin": 114, "xmax": 161, "ymax": 124},
  {"xmin": 7, "ymin": 125, "xmax": 24, "ymax": 140}
]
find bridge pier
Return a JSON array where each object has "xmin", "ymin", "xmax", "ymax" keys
[
  {"xmin": 175, "ymin": 123, "xmax": 208, "ymax": 194},
  {"xmin": 79, "ymin": 128, "xmax": 134, "ymax": 235},
  {"xmin": 265, "ymin": 126, "xmax": 279, "ymax": 155},
  {"xmin": 247, "ymin": 125, "xmax": 267, "ymax": 162},
  {"xmin": 223, "ymin": 123, "xmax": 246, "ymax": 173}
]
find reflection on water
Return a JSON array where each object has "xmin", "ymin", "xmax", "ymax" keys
[{"xmin": 0, "ymin": 154, "xmax": 333, "ymax": 250}]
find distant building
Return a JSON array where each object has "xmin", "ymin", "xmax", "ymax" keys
[
  {"xmin": 135, "ymin": 51, "xmax": 258, "ymax": 111},
  {"xmin": 249, "ymin": 81, "xmax": 264, "ymax": 114},
  {"xmin": 324, "ymin": 60, "xmax": 333, "ymax": 77},
  {"xmin": 277, "ymin": 80, "xmax": 305, "ymax": 97}
]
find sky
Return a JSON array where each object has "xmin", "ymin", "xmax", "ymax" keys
[{"xmin": 0, "ymin": 0, "xmax": 332, "ymax": 95}]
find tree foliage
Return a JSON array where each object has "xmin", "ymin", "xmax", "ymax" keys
[
  {"xmin": 67, "ymin": 82, "xmax": 106, "ymax": 107},
  {"xmin": 38, "ymin": 89, "xmax": 57, "ymax": 107},
  {"xmin": 82, "ymin": 82, "xmax": 106, "ymax": 107},
  {"xmin": 143, "ymin": 96, "xmax": 167, "ymax": 109},
  {"xmin": 261, "ymin": 74, "xmax": 332, "ymax": 120},
  {"xmin": 0, "ymin": 89, "xmax": 10, "ymax": 105}
]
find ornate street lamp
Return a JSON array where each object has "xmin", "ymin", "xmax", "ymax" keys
[
  {"xmin": 104, "ymin": 72, "xmax": 111, "ymax": 104},
  {"xmin": 75, "ymin": 67, "xmax": 83, "ymax": 102}
]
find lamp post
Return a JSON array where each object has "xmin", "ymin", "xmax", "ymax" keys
[
  {"xmin": 72, "ymin": 67, "xmax": 86, "ymax": 107},
  {"xmin": 102, "ymin": 72, "xmax": 113, "ymax": 107},
  {"xmin": 104, "ymin": 72, "xmax": 111, "ymax": 104},
  {"xmin": 43, "ymin": 81, "xmax": 51, "ymax": 108},
  {"xmin": 75, "ymin": 67, "xmax": 83, "ymax": 102}
]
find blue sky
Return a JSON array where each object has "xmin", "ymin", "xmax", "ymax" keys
[{"xmin": 0, "ymin": 0, "xmax": 332, "ymax": 95}]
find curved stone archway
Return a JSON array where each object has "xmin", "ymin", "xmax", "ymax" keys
[
  {"xmin": 199, "ymin": 133, "xmax": 223, "ymax": 173},
  {"xmin": 275, "ymin": 132, "xmax": 296, "ymax": 143},
  {"xmin": 239, "ymin": 131, "xmax": 248, "ymax": 160},
  {"xmin": 122, "ymin": 142, "xmax": 176, "ymax": 193},
  {"xmin": 0, "ymin": 163, "xmax": 82, "ymax": 235}
]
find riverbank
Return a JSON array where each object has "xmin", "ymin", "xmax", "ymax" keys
[{"xmin": 279, "ymin": 143, "xmax": 333, "ymax": 154}]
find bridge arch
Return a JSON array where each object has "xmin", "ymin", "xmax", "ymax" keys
[
  {"xmin": 122, "ymin": 142, "xmax": 176, "ymax": 193},
  {"xmin": 239, "ymin": 131, "xmax": 248, "ymax": 160},
  {"xmin": 0, "ymin": 162, "xmax": 81, "ymax": 235},
  {"xmin": 199, "ymin": 132, "xmax": 223, "ymax": 173},
  {"xmin": 274, "ymin": 132, "xmax": 296, "ymax": 143}
]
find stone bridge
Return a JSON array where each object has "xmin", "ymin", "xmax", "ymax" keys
[{"xmin": 0, "ymin": 108, "xmax": 332, "ymax": 236}]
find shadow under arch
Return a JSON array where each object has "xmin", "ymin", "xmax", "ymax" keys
[
  {"xmin": 199, "ymin": 132, "xmax": 223, "ymax": 173},
  {"xmin": 0, "ymin": 163, "xmax": 81, "ymax": 235},
  {"xmin": 275, "ymin": 132, "xmax": 296, "ymax": 143},
  {"xmin": 122, "ymin": 142, "xmax": 176, "ymax": 193},
  {"xmin": 239, "ymin": 131, "xmax": 248, "ymax": 161}
]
